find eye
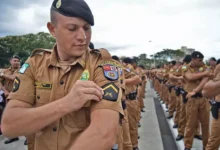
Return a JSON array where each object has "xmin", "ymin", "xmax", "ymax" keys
[
  {"xmin": 84, "ymin": 25, "xmax": 91, "ymax": 32},
  {"xmin": 68, "ymin": 27, "xmax": 76, "ymax": 32}
]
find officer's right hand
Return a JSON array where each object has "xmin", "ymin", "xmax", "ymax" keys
[{"xmin": 64, "ymin": 80, "xmax": 104, "ymax": 111}]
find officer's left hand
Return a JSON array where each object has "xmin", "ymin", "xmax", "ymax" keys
[{"xmin": 186, "ymin": 91, "xmax": 196, "ymax": 99}]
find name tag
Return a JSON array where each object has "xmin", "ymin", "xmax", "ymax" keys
[{"xmin": 35, "ymin": 82, "xmax": 52, "ymax": 89}]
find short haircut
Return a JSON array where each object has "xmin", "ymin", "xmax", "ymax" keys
[
  {"xmin": 112, "ymin": 55, "xmax": 119, "ymax": 61},
  {"xmin": 170, "ymin": 60, "xmax": 176, "ymax": 66},
  {"xmin": 209, "ymin": 57, "xmax": 216, "ymax": 62},
  {"xmin": 123, "ymin": 57, "xmax": 132, "ymax": 64},
  {"xmin": 183, "ymin": 55, "xmax": 192, "ymax": 63},
  {"xmin": 50, "ymin": 8, "xmax": 57, "ymax": 25},
  {"xmin": 10, "ymin": 55, "xmax": 20, "ymax": 60}
]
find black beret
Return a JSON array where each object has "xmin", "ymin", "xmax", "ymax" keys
[
  {"xmin": 123, "ymin": 57, "xmax": 132, "ymax": 64},
  {"xmin": 112, "ymin": 55, "xmax": 119, "ymax": 61},
  {"xmin": 89, "ymin": 42, "xmax": 94, "ymax": 49},
  {"xmin": 191, "ymin": 51, "xmax": 204, "ymax": 59},
  {"xmin": 51, "ymin": 0, "xmax": 94, "ymax": 26}
]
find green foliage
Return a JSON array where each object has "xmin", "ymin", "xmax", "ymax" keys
[
  {"xmin": 133, "ymin": 49, "xmax": 185, "ymax": 69},
  {"xmin": 0, "ymin": 32, "xmax": 55, "ymax": 68}
]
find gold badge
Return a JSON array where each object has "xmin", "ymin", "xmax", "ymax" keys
[
  {"xmin": 80, "ymin": 70, "xmax": 90, "ymax": 81},
  {"xmin": 56, "ymin": 0, "xmax": 62, "ymax": 9}
]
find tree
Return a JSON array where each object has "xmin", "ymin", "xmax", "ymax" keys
[{"xmin": 0, "ymin": 32, "xmax": 56, "ymax": 68}]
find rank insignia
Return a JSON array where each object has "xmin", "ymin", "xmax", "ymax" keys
[
  {"xmin": 12, "ymin": 77, "xmax": 20, "ymax": 92},
  {"xmin": 102, "ymin": 83, "xmax": 119, "ymax": 102},
  {"xmin": 19, "ymin": 63, "xmax": 30, "ymax": 74},
  {"xmin": 80, "ymin": 70, "xmax": 90, "ymax": 81}
]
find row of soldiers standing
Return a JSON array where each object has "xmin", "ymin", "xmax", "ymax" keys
[
  {"xmin": 112, "ymin": 56, "xmax": 147, "ymax": 150},
  {"xmin": 148, "ymin": 51, "xmax": 220, "ymax": 150}
]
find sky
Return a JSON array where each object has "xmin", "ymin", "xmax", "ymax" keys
[{"xmin": 0, "ymin": 0, "xmax": 220, "ymax": 59}]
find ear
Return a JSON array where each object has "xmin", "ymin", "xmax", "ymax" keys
[{"xmin": 47, "ymin": 22, "xmax": 56, "ymax": 38}]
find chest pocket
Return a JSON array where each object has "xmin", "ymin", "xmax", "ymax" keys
[{"xmin": 35, "ymin": 82, "xmax": 52, "ymax": 107}]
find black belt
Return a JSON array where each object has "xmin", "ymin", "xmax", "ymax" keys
[
  {"xmin": 126, "ymin": 92, "xmax": 137, "ymax": 100},
  {"xmin": 191, "ymin": 92, "xmax": 203, "ymax": 98},
  {"xmin": 121, "ymin": 100, "xmax": 127, "ymax": 110}
]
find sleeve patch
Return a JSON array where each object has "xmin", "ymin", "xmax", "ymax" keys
[
  {"xmin": 12, "ymin": 77, "xmax": 20, "ymax": 92},
  {"xmin": 101, "ymin": 83, "xmax": 119, "ymax": 102},
  {"xmin": 102, "ymin": 65, "xmax": 119, "ymax": 81},
  {"xmin": 19, "ymin": 63, "xmax": 30, "ymax": 74}
]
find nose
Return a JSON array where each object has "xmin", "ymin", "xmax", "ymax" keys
[{"xmin": 76, "ymin": 28, "xmax": 86, "ymax": 42}]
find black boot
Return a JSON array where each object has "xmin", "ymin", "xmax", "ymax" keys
[
  {"xmin": 4, "ymin": 137, "xmax": 19, "ymax": 144},
  {"xmin": 176, "ymin": 135, "xmax": 184, "ymax": 141},
  {"xmin": 138, "ymin": 122, "xmax": 141, "ymax": 128},
  {"xmin": 24, "ymin": 139, "xmax": 28, "ymax": 145},
  {"xmin": 167, "ymin": 115, "xmax": 173, "ymax": 119},
  {"xmin": 173, "ymin": 124, "xmax": 178, "ymax": 128},
  {"xmin": 194, "ymin": 135, "xmax": 202, "ymax": 140}
]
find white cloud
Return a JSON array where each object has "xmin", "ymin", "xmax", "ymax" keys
[{"xmin": 1, "ymin": 0, "xmax": 220, "ymax": 59}]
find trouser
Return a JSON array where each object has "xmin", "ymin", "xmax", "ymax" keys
[
  {"xmin": 184, "ymin": 98, "xmax": 210, "ymax": 149},
  {"xmin": 140, "ymin": 84, "xmax": 145, "ymax": 109},
  {"xmin": 174, "ymin": 95, "xmax": 181, "ymax": 125},
  {"xmin": 27, "ymin": 134, "xmax": 35, "ymax": 150},
  {"xmin": 168, "ymin": 89, "xmax": 176, "ymax": 116},
  {"xmin": 116, "ymin": 125, "xmax": 123, "ymax": 150},
  {"xmin": 122, "ymin": 109, "xmax": 133, "ymax": 150},
  {"xmin": 205, "ymin": 112, "xmax": 220, "ymax": 150},
  {"xmin": 178, "ymin": 98, "xmax": 201, "ymax": 136},
  {"xmin": 164, "ymin": 86, "xmax": 169, "ymax": 106},
  {"xmin": 126, "ymin": 100, "xmax": 139, "ymax": 148}
]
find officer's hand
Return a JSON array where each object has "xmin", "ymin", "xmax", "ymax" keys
[
  {"xmin": 186, "ymin": 91, "xmax": 196, "ymax": 99},
  {"xmin": 207, "ymin": 73, "xmax": 214, "ymax": 78},
  {"xmin": 64, "ymin": 80, "xmax": 104, "ymax": 111}
]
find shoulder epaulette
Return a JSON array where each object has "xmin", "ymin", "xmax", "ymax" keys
[
  {"xmin": 31, "ymin": 48, "xmax": 52, "ymax": 57},
  {"xmin": 90, "ymin": 48, "xmax": 111, "ymax": 60}
]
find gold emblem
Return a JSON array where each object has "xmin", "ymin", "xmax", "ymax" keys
[
  {"xmin": 56, "ymin": 0, "xmax": 62, "ymax": 9},
  {"xmin": 105, "ymin": 92, "xmax": 113, "ymax": 98}
]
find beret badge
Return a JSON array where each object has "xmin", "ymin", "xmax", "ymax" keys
[{"xmin": 56, "ymin": 0, "xmax": 62, "ymax": 9}]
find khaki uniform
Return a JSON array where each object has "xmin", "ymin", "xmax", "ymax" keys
[
  {"xmin": 161, "ymin": 68, "xmax": 169, "ymax": 106},
  {"xmin": 125, "ymin": 64, "xmax": 139, "ymax": 148},
  {"xmin": 0, "ymin": 67, "xmax": 18, "ymax": 93},
  {"xmin": 167, "ymin": 67, "xmax": 177, "ymax": 117},
  {"xmin": 8, "ymin": 46, "xmax": 124, "ymax": 150},
  {"xmin": 177, "ymin": 64, "xmax": 200, "ymax": 137},
  {"xmin": 206, "ymin": 65, "xmax": 220, "ymax": 150},
  {"xmin": 116, "ymin": 66, "xmax": 133, "ymax": 150},
  {"xmin": 183, "ymin": 64, "xmax": 210, "ymax": 149}
]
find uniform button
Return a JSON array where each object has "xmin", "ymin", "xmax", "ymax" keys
[
  {"xmin": 53, "ymin": 127, "xmax": 57, "ymax": 132},
  {"xmin": 60, "ymin": 81, "xmax": 64, "ymax": 85},
  {"xmin": 37, "ymin": 96, "xmax": 40, "ymax": 99}
]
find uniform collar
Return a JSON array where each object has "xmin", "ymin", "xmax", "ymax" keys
[{"xmin": 48, "ymin": 45, "xmax": 87, "ymax": 69}]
